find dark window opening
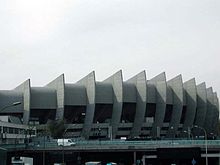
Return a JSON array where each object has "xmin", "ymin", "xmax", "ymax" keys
[
  {"xmin": 193, "ymin": 108, "xmax": 198, "ymax": 125},
  {"xmin": 178, "ymin": 127, "xmax": 183, "ymax": 131},
  {"xmin": 3, "ymin": 127, "xmax": 8, "ymax": 133},
  {"xmin": 121, "ymin": 103, "xmax": 136, "ymax": 123},
  {"xmin": 89, "ymin": 127, "xmax": 106, "ymax": 140},
  {"xmin": 163, "ymin": 104, "xmax": 173, "ymax": 122},
  {"xmin": 14, "ymin": 128, "xmax": 19, "ymax": 134},
  {"xmin": 9, "ymin": 127, "xmax": 13, "ymax": 134},
  {"xmin": 93, "ymin": 104, "xmax": 113, "ymax": 123},
  {"xmin": 0, "ymin": 113, "xmax": 23, "ymax": 119},
  {"xmin": 115, "ymin": 135, "xmax": 128, "ymax": 139},
  {"xmin": 30, "ymin": 109, "xmax": 56, "ymax": 124},
  {"xmin": 141, "ymin": 127, "xmax": 152, "ymax": 131},
  {"xmin": 180, "ymin": 106, "xmax": 187, "ymax": 124},
  {"xmin": 118, "ymin": 127, "xmax": 131, "ymax": 131},
  {"xmin": 66, "ymin": 128, "xmax": 82, "ymax": 132},
  {"xmin": 89, "ymin": 135, "xmax": 106, "ymax": 140},
  {"xmin": 138, "ymin": 133, "xmax": 151, "ymax": 138},
  {"xmin": 145, "ymin": 103, "xmax": 156, "ymax": 117},
  {"xmin": 161, "ymin": 127, "xmax": 169, "ymax": 130},
  {"xmin": 64, "ymin": 105, "xmax": 86, "ymax": 124}
]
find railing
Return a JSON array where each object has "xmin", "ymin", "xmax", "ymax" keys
[{"xmin": 2, "ymin": 140, "xmax": 220, "ymax": 150}]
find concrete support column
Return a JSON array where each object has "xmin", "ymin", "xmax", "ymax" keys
[
  {"xmin": 166, "ymin": 75, "xmax": 183, "ymax": 138},
  {"xmin": 148, "ymin": 72, "xmax": 167, "ymax": 138},
  {"xmin": 142, "ymin": 157, "xmax": 145, "ymax": 165},
  {"xmin": 127, "ymin": 71, "xmax": 147, "ymax": 138},
  {"xmin": 77, "ymin": 71, "xmax": 96, "ymax": 139},
  {"xmin": 14, "ymin": 79, "xmax": 31, "ymax": 124},
  {"xmin": 46, "ymin": 74, "xmax": 65, "ymax": 120},
  {"xmin": 0, "ymin": 149, "xmax": 7, "ymax": 165},
  {"xmin": 103, "ymin": 70, "xmax": 123, "ymax": 139},
  {"xmin": 33, "ymin": 152, "xmax": 45, "ymax": 165},
  {"xmin": 133, "ymin": 151, "xmax": 136, "ymax": 165}
]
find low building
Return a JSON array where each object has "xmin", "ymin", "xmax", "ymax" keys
[{"xmin": 0, "ymin": 116, "xmax": 36, "ymax": 144}]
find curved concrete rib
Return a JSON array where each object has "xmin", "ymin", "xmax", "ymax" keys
[
  {"xmin": 182, "ymin": 78, "xmax": 197, "ymax": 131},
  {"xmin": 166, "ymin": 75, "xmax": 183, "ymax": 138},
  {"xmin": 46, "ymin": 74, "xmax": 65, "ymax": 120},
  {"xmin": 103, "ymin": 70, "xmax": 123, "ymax": 138},
  {"xmin": 14, "ymin": 79, "xmax": 31, "ymax": 124},
  {"xmin": 204, "ymin": 87, "xmax": 214, "ymax": 134},
  {"xmin": 212, "ymin": 92, "xmax": 219, "ymax": 134},
  {"xmin": 148, "ymin": 72, "xmax": 167, "ymax": 138},
  {"xmin": 127, "ymin": 71, "xmax": 147, "ymax": 137},
  {"xmin": 194, "ymin": 82, "xmax": 207, "ymax": 128},
  {"xmin": 77, "ymin": 71, "xmax": 96, "ymax": 139}
]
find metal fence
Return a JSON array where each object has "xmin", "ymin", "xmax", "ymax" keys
[{"xmin": 1, "ymin": 139, "xmax": 220, "ymax": 150}]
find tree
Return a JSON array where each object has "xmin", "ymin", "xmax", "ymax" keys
[
  {"xmin": 218, "ymin": 120, "xmax": 220, "ymax": 136},
  {"xmin": 47, "ymin": 119, "xmax": 66, "ymax": 139}
]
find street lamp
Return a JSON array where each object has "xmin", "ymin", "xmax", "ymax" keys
[
  {"xmin": 194, "ymin": 125, "xmax": 208, "ymax": 165},
  {"xmin": 62, "ymin": 122, "xmax": 81, "ymax": 164},
  {"xmin": 98, "ymin": 127, "xmax": 101, "ymax": 144},
  {"xmin": 0, "ymin": 102, "xmax": 22, "ymax": 112},
  {"xmin": 62, "ymin": 125, "xmax": 70, "ymax": 165},
  {"xmin": 170, "ymin": 126, "xmax": 174, "ymax": 144}
]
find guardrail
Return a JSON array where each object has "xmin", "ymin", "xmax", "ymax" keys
[{"xmin": 1, "ymin": 140, "xmax": 220, "ymax": 150}]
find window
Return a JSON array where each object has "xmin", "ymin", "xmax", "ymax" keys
[
  {"xmin": 3, "ymin": 127, "xmax": 8, "ymax": 133},
  {"xmin": 9, "ymin": 127, "xmax": 14, "ymax": 134}
]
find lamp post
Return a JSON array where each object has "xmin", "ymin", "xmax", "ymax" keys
[
  {"xmin": 194, "ymin": 125, "xmax": 208, "ymax": 165},
  {"xmin": 62, "ymin": 125, "xmax": 69, "ymax": 165},
  {"xmin": 98, "ymin": 126, "xmax": 101, "ymax": 144},
  {"xmin": 170, "ymin": 126, "xmax": 174, "ymax": 144},
  {"xmin": 61, "ymin": 120, "xmax": 80, "ymax": 165}
]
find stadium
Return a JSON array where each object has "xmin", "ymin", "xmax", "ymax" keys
[{"xmin": 0, "ymin": 70, "xmax": 219, "ymax": 140}]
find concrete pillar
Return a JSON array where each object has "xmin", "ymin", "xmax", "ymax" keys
[
  {"xmin": 0, "ymin": 148, "xmax": 7, "ymax": 165},
  {"xmin": 133, "ymin": 151, "xmax": 136, "ymax": 165},
  {"xmin": 128, "ymin": 71, "xmax": 147, "ymax": 138},
  {"xmin": 77, "ymin": 71, "xmax": 96, "ymax": 139},
  {"xmin": 103, "ymin": 70, "xmax": 123, "ymax": 139}
]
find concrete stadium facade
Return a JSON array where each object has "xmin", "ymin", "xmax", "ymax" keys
[{"xmin": 0, "ymin": 71, "xmax": 219, "ymax": 140}]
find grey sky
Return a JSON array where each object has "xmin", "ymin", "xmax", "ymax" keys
[{"xmin": 0, "ymin": 0, "xmax": 219, "ymax": 96}]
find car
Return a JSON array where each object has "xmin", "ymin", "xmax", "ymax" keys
[
  {"xmin": 85, "ymin": 161, "xmax": 101, "ymax": 165},
  {"xmin": 57, "ymin": 139, "xmax": 76, "ymax": 146},
  {"xmin": 106, "ymin": 162, "xmax": 117, "ymax": 165}
]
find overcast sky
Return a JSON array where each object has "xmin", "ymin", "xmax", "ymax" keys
[{"xmin": 0, "ymin": 0, "xmax": 219, "ymax": 97}]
